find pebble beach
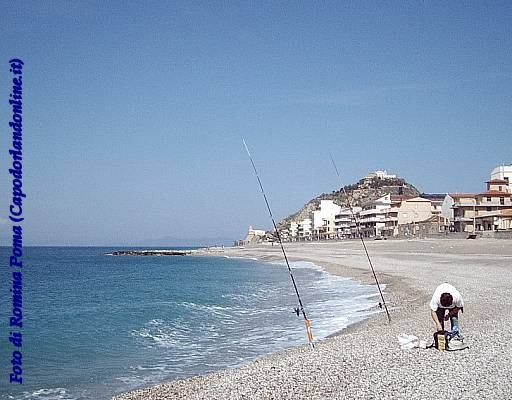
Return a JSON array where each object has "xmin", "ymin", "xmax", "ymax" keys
[{"xmin": 113, "ymin": 239, "xmax": 512, "ymax": 400}]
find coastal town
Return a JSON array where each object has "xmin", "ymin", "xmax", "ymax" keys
[{"xmin": 238, "ymin": 164, "xmax": 512, "ymax": 245}]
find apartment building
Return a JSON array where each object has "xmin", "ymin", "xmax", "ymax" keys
[
  {"xmin": 359, "ymin": 194, "xmax": 392, "ymax": 237},
  {"xmin": 313, "ymin": 200, "xmax": 341, "ymax": 239},
  {"xmin": 473, "ymin": 180, "xmax": 512, "ymax": 231},
  {"xmin": 443, "ymin": 193, "xmax": 477, "ymax": 233},
  {"xmin": 297, "ymin": 218, "xmax": 312, "ymax": 240},
  {"xmin": 446, "ymin": 177, "xmax": 512, "ymax": 232},
  {"xmin": 334, "ymin": 206, "xmax": 362, "ymax": 238}
]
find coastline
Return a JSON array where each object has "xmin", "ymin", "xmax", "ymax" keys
[{"xmin": 113, "ymin": 239, "xmax": 512, "ymax": 399}]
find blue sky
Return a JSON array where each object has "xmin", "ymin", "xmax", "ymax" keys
[{"xmin": 1, "ymin": 1, "xmax": 511, "ymax": 245}]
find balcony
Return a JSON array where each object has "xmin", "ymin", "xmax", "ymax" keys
[{"xmin": 453, "ymin": 216, "xmax": 473, "ymax": 222}]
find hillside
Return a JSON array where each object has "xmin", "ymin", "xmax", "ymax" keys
[{"xmin": 278, "ymin": 175, "xmax": 421, "ymax": 227}]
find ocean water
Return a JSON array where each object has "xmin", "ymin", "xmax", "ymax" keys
[{"xmin": 0, "ymin": 247, "xmax": 383, "ymax": 400}]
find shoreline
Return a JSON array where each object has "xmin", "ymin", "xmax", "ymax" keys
[
  {"xmin": 214, "ymin": 244, "xmax": 407, "ymax": 339},
  {"xmin": 212, "ymin": 241, "xmax": 426, "ymax": 338},
  {"xmin": 114, "ymin": 238, "xmax": 512, "ymax": 399},
  {"xmin": 216, "ymin": 247, "xmax": 395, "ymax": 340}
]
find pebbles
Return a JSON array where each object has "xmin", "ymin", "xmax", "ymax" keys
[{"xmin": 113, "ymin": 239, "xmax": 512, "ymax": 400}]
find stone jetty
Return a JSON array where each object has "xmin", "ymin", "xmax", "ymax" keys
[{"xmin": 106, "ymin": 249, "xmax": 195, "ymax": 256}]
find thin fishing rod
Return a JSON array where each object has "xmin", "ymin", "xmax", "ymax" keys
[
  {"xmin": 329, "ymin": 154, "xmax": 391, "ymax": 324},
  {"xmin": 243, "ymin": 138, "xmax": 314, "ymax": 349}
]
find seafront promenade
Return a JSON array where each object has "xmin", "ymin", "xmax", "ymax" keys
[{"xmin": 114, "ymin": 239, "xmax": 512, "ymax": 400}]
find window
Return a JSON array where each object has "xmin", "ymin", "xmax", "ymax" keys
[
  {"xmin": 487, "ymin": 197, "xmax": 492, "ymax": 202},
  {"xmin": 500, "ymin": 197, "xmax": 505, "ymax": 205},
  {"xmin": 487, "ymin": 207, "xmax": 492, "ymax": 212}
]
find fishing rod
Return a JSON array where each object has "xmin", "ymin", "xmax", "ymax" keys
[
  {"xmin": 329, "ymin": 154, "xmax": 391, "ymax": 324},
  {"xmin": 243, "ymin": 138, "xmax": 315, "ymax": 349}
]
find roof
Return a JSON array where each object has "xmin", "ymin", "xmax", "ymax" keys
[
  {"xmin": 487, "ymin": 179, "xmax": 509, "ymax": 184},
  {"xmin": 390, "ymin": 195, "xmax": 414, "ymax": 203},
  {"xmin": 404, "ymin": 196, "xmax": 432, "ymax": 203},
  {"xmin": 477, "ymin": 191, "xmax": 512, "ymax": 197},
  {"xmin": 448, "ymin": 193, "xmax": 476, "ymax": 198},
  {"xmin": 421, "ymin": 193, "xmax": 446, "ymax": 200}
]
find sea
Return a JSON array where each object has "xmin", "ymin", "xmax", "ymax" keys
[{"xmin": 0, "ymin": 247, "xmax": 383, "ymax": 400}]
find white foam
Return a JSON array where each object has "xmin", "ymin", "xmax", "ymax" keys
[
  {"xmin": 223, "ymin": 255, "xmax": 258, "ymax": 261},
  {"xmin": 125, "ymin": 256, "xmax": 387, "ymax": 394},
  {"xmin": 267, "ymin": 260, "xmax": 325, "ymax": 272},
  {"xmin": 14, "ymin": 388, "xmax": 76, "ymax": 400}
]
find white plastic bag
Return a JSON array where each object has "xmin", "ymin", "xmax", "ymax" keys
[{"xmin": 398, "ymin": 334, "xmax": 419, "ymax": 350}]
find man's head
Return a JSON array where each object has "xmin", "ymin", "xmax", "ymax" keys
[{"xmin": 440, "ymin": 292, "xmax": 453, "ymax": 307}]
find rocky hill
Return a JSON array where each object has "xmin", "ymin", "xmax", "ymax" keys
[{"xmin": 278, "ymin": 175, "xmax": 420, "ymax": 228}]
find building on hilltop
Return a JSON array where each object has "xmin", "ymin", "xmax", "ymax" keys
[{"xmin": 366, "ymin": 170, "xmax": 397, "ymax": 180}]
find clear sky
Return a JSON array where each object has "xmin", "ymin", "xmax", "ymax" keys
[{"xmin": 1, "ymin": 1, "xmax": 511, "ymax": 245}]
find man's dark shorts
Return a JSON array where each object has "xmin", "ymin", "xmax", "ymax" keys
[{"xmin": 436, "ymin": 307, "xmax": 463, "ymax": 330}]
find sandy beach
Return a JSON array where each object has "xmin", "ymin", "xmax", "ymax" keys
[{"xmin": 114, "ymin": 239, "xmax": 512, "ymax": 399}]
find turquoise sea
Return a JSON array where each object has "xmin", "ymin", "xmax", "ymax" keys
[{"xmin": 0, "ymin": 247, "xmax": 382, "ymax": 399}]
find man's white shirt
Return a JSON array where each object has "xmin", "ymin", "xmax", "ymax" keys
[{"xmin": 430, "ymin": 283, "xmax": 464, "ymax": 311}]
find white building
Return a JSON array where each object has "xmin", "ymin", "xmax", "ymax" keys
[
  {"xmin": 359, "ymin": 194, "xmax": 392, "ymax": 237},
  {"xmin": 313, "ymin": 200, "xmax": 341, "ymax": 239},
  {"xmin": 490, "ymin": 164, "xmax": 512, "ymax": 188},
  {"xmin": 297, "ymin": 218, "xmax": 312, "ymax": 240},
  {"xmin": 366, "ymin": 170, "xmax": 397, "ymax": 180},
  {"xmin": 247, "ymin": 226, "xmax": 266, "ymax": 237},
  {"xmin": 289, "ymin": 221, "xmax": 298, "ymax": 239},
  {"xmin": 335, "ymin": 207, "xmax": 362, "ymax": 238}
]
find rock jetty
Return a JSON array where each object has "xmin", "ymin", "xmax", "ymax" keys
[{"xmin": 106, "ymin": 249, "xmax": 194, "ymax": 256}]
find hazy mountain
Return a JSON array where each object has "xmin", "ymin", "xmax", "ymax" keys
[{"xmin": 136, "ymin": 236, "xmax": 233, "ymax": 247}]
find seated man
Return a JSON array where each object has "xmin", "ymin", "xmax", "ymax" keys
[{"xmin": 429, "ymin": 283, "xmax": 464, "ymax": 336}]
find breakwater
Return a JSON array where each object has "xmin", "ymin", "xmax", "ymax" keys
[{"xmin": 106, "ymin": 249, "xmax": 195, "ymax": 256}]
